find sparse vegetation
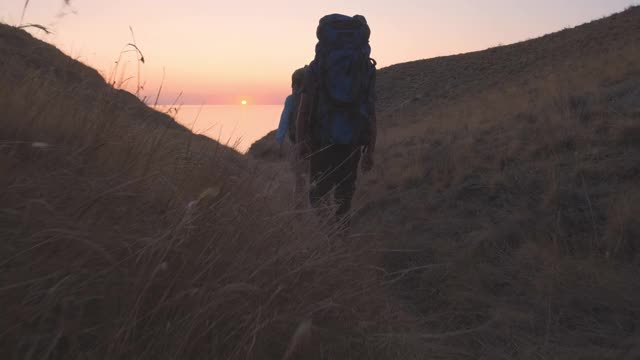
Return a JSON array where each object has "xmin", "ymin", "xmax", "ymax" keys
[
  {"xmin": 359, "ymin": 6, "xmax": 640, "ymax": 359},
  {"xmin": 2, "ymin": 4, "xmax": 640, "ymax": 360}
]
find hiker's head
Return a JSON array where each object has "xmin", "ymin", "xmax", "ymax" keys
[{"xmin": 291, "ymin": 66, "xmax": 306, "ymax": 91}]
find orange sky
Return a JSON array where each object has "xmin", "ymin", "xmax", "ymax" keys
[{"xmin": 3, "ymin": 0, "xmax": 636, "ymax": 104}]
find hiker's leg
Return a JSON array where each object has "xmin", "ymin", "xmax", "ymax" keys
[
  {"xmin": 334, "ymin": 146, "xmax": 361, "ymax": 219},
  {"xmin": 309, "ymin": 146, "xmax": 334, "ymax": 209}
]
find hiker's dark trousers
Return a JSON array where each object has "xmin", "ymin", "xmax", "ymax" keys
[{"xmin": 309, "ymin": 145, "xmax": 361, "ymax": 218}]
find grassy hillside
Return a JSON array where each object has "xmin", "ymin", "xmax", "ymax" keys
[
  {"xmin": 3, "ymin": 5, "xmax": 640, "ymax": 359},
  {"xmin": 0, "ymin": 23, "xmax": 414, "ymax": 359},
  {"xmin": 364, "ymin": 6, "xmax": 640, "ymax": 359},
  {"xmin": 252, "ymin": 6, "xmax": 640, "ymax": 359}
]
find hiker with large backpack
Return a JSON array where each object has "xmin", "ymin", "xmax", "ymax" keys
[
  {"xmin": 276, "ymin": 66, "xmax": 308, "ymax": 205},
  {"xmin": 295, "ymin": 14, "xmax": 377, "ymax": 223}
]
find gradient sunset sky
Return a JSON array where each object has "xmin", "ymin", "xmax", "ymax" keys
[{"xmin": 3, "ymin": 0, "xmax": 637, "ymax": 104}]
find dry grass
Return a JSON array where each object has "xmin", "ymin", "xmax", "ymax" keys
[
  {"xmin": 362, "ymin": 84, "xmax": 640, "ymax": 357},
  {"xmin": 353, "ymin": 6, "xmax": 640, "ymax": 359},
  {"xmin": 0, "ymin": 23, "xmax": 416, "ymax": 359},
  {"xmin": 4, "ymin": 4, "xmax": 640, "ymax": 359},
  {"xmin": 251, "ymin": 6, "xmax": 640, "ymax": 359}
]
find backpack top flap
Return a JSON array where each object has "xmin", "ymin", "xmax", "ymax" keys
[
  {"xmin": 316, "ymin": 14, "xmax": 370, "ymax": 45},
  {"xmin": 315, "ymin": 14, "xmax": 372, "ymax": 105}
]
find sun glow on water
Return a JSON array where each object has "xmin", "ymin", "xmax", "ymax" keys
[{"xmin": 241, "ymin": 100, "xmax": 247, "ymax": 105}]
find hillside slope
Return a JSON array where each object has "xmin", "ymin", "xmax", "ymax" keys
[
  {"xmin": 0, "ymin": 23, "xmax": 193, "ymax": 133},
  {"xmin": 359, "ymin": 6, "xmax": 640, "ymax": 359},
  {"xmin": 251, "ymin": 6, "xmax": 640, "ymax": 359},
  {"xmin": 376, "ymin": 6, "xmax": 640, "ymax": 123}
]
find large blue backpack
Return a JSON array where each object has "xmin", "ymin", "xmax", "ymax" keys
[{"xmin": 309, "ymin": 14, "xmax": 376, "ymax": 146}]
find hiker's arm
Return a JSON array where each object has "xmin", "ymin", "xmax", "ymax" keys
[
  {"xmin": 275, "ymin": 96, "xmax": 292, "ymax": 145},
  {"xmin": 366, "ymin": 69, "xmax": 377, "ymax": 155},
  {"xmin": 361, "ymin": 109, "xmax": 376, "ymax": 172},
  {"xmin": 362, "ymin": 69, "xmax": 377, "ymax": 172}
]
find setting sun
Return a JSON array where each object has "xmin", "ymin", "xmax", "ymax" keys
[{"xmin": 241, "ymin": 100, "xmax": 247, "ymax": 105}]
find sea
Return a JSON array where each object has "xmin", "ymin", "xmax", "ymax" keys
[{"xmin": 158, "ymin": 105, "xmax": 283, "ymax": 153}]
